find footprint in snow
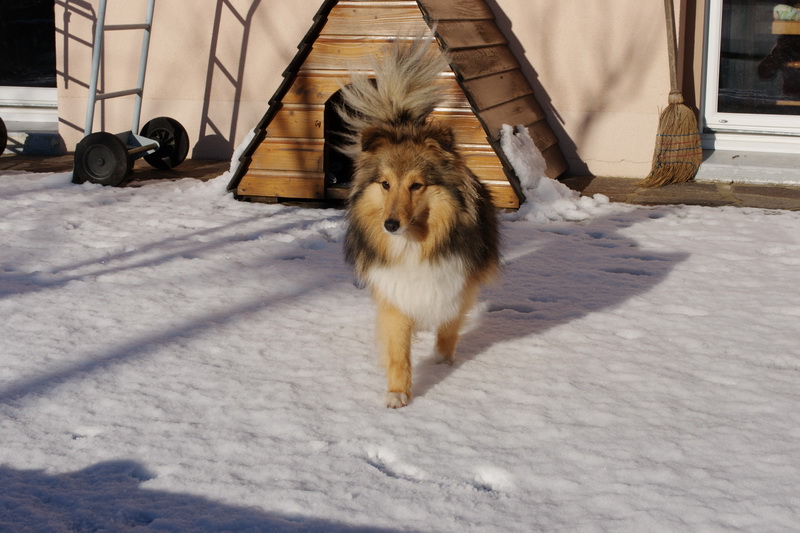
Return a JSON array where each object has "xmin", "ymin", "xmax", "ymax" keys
[
  {"xmin": 488, "ymin": 303, "xmax": 536, "ymax": 314},
  {"xmin": 70, "ymin": 426, "xmax": 103, "ymax": 440},
  {"xmin": 364, "ymin": 447, "xmax": 426, "ymax": 482},
  {"xmin": 472, "ymin": 466, "xmax": 515, "ymax": 493}
]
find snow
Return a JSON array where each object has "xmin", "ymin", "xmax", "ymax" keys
[
  {"xmin": 500, "ymin": 124, "xmax": 611, "ymax": 223},
  {"xmin": 1, "ymin": 156, "xmax": 800, "ymax": 531}
]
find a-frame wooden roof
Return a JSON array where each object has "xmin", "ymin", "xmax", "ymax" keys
[{"xmin": 227, "ymin": 0, "xmax": 568, "ymax": 209}]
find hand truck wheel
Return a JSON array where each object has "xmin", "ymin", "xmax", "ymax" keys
[
  {"xmin": 0, "ymin": 118, "xmax": 7, "ymax": 154},
  {"xmin": 73, "ymin": 132, "xmax": 130, "ymax": 186},
  {"xmin": 140, "ymin": 116, "xmax": 189, "ymax": 170}
]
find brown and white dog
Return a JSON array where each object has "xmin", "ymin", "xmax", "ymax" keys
[{"xmin": 338, "ymin": 35, "xmax": 500, "ymax": 408}]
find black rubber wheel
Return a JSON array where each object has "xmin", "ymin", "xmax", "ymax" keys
[
  {"xmin": 140, "ymin": 116, "xmax": 189, "ymax": 170},
  {"xmin": 0, "ymin": 117, "xmax": 7, "ymax": 154},
  {"xmin": 73, "ymin": 132, "xmax": 130, "ymax": 186}
]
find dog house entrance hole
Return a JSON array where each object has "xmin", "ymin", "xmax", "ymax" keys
[{"xmin": 324, "ymin": 87, "xmax": 355, "ymax": 189}]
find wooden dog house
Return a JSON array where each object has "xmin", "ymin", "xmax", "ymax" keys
[{"xmin": 226, "ymin": 0, "xmax": 568, "ymax": 209}]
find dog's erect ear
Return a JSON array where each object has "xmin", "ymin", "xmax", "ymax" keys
[
  {"xmin": 425, "ymin": 125, "xmax": 456, "ymax": 153},
  {"xmin": 361, "ymin": 127, "xmax": 387, "ymax": 153}
]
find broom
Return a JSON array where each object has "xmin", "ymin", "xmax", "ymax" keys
[{"xmin": 640, "ymin": 0, "xmax": 702, "ymax": 187}]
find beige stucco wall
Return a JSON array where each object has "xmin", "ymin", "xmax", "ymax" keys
[
  {"xmin": 56, "ymin": 0, "xmax": 678, "ymax": 178},
  {"xmin": 492, "ymin": 1, "xmax": 672, "ymax": 177}
]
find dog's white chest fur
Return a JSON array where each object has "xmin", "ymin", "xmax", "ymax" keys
[{"xmin": 365, "ymin": 238, "xmax": 467, "ymax": 330}]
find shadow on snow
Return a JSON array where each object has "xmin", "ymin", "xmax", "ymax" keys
[
  {"xmin": 413, "ymin": 207, "xmax": 689, "ymax": 398},
  {"xmin": 0, "ymin": 203, "xmax": 688, "ymax": 406},
  {"xmin": 0, "ymin": 460, "xmax": 403, "ymax": 532}
]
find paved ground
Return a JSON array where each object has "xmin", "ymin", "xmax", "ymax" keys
[
  {"xmin": 0, "ymin": 154, "xmax": 230, "ymax": 187},
  {"xmin": 561, "ymin": 175, "xmax": 800, "ymax": 211},
  {"xmin": 3, "ymin": 153, "xmax": 800, "ymax": 211}
]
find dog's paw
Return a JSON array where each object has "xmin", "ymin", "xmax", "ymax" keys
[
  {"xmin": 433, "ymin": 349, "xmax": 454, "ymax": 366},
  {"xmin": 384, "ymin": 392, "xmax": 409, "ymax": 409}
]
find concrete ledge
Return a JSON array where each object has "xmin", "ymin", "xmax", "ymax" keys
[
  {"xmin": 562, "ymin": 175, "xmax": 800, "ymax": 211},
  {"xmin": 695, "ymin": 150, "xmax": 800, "ymax": 186}
]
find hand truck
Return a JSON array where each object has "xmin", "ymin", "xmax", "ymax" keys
[{"xmin": 73, "ymin": 0, "xmax": 189, "ymax": 186}]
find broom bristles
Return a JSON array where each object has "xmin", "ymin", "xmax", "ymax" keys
[{"xmin": 640, "ymin": 93, "xmax": 702, "ymax": 188}]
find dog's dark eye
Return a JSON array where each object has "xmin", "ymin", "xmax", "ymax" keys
[
  {"xmin": 380, "ymin": 181, "xmax": 390, "ymax": 190},
  {"xmin": 409, "ymin": 183, "xmax": 423, "ymax": 191}
]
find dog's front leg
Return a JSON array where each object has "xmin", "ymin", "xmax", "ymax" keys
[
  {"xmin": 434, "ymin": 317, "xmax": 461, "ymax": 366},
  {"xmin": 376, "ymin": 300, "xmax": 413, "ymax": 408},
  {"xmin": 435, "ymin": 283, "xmax": 479, "ymax": 365}
]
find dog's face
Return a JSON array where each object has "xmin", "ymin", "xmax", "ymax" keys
[
  {"xmin": 370, "ymin": 161, "xmax": 426, "ymax": 237},
  {"xmin": 349, "ymin": 123, "xmax": 462, "ymax": 242}
]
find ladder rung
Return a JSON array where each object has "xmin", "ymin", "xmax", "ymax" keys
[
  {"xmin": 96, "ymin": 88, "xmax": 141, "ymax": 101},
  {"xmin": 105, "ymin": 23, "xmax": 151, "ymax": 31}
]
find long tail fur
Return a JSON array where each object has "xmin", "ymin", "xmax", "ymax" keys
[{"xmin": 335, "ymin": 33, "xmax": 449, "ymax": 155}]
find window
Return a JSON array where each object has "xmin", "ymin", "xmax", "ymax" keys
[
  {"xmin": 704, "ymin": 0, "xmax": 800, "ymax": 136},
  {"xmin": 0, "ymin": 0, "xmax": 58, "ymax": 131}
]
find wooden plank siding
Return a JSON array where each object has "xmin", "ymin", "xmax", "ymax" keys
[
  {"xmin": 478, "ymin": 94, "xmax": 547, "ymax": 140},
  {"xmin": 434, "ymin": 21, "xmax": 508, "ymax": 50},
  {"xmin": 265, "ymin": 106, "xmax": 325, "ymax": 139},
  {"xmin": 448, "ymin": 46, "xmax": 520, "ymax": 80},
  {"xmin": 280, "ymin": 71, "xmax": 469, "ymax": 108},
  {"xmin": 237, "ymin": 171, "xmax": 326, "ymax": 200},
  {"xmin": 251, "ymin": 138, "xmax": 325, "ymax": 173},
  {"xmin": 461, "ymin": 70, "xmax": 534, "ymax": 110},
  {"xmin": 321, "ymin": 3, "xmax": 428, "ymax": 36},
  {"xmin": 480, "ymin": 182, "xmax": 519, "ymax": 210},
  {"xmin": 265, "ymin": 105, "xmax": 489, "ymax": 145},
  {"xmin": 415, "ymin": 0, "xmax": 495, "ymax": 20},
  {"xmin": 228, "ymin": 0, "xmax": 569, "ymax": 208},
  {"xmin": 300, "ymin": 37, "xmax": 440, "ymax": 71}
]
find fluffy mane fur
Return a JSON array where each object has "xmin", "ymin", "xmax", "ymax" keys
[
  {"xmin": 338, "ymin": 35, "xmax": 499, "ymax": 279},
  {"xmin": 343, "ymin": 121, "xmax": 499, "ymax": 282}
]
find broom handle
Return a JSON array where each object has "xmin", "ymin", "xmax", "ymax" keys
[{"xmin": 664, "ymin": 0, "xmax": 683, "ymax": 102}]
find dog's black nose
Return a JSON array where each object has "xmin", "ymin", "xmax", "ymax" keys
[{"xmin": 384, "ymin": 219, "xmax": 400, "ymax": 233}]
